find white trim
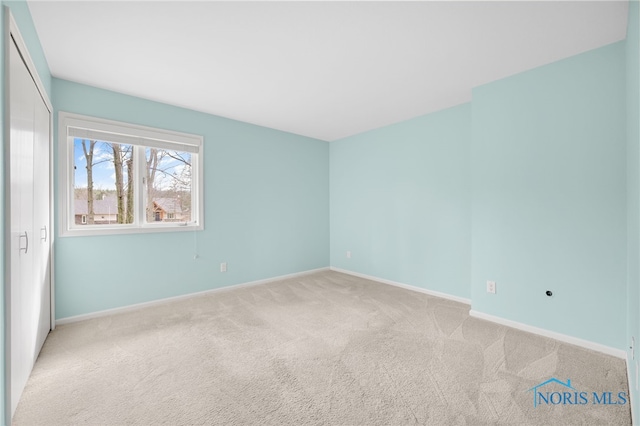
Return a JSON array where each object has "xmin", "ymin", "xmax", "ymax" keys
[
  {"xmin": 47, "ymin": 73, "xmax": 55, "ymax": 333},
  {"xmin": 56, "ymin": 267, "xmax": 330, "ymax": 325},
  {"xmin": 328, "ymin": 268, "xmax": 626, "ymax": 359},
  {"xmin": 7, "ymin": 14, "xmax": 52, "ymax": 113},
  {"xmin": 59, "ymin": 111, "xmax": 202, "ymax": 148},
  {"xmin": 627, "ymin": 356, "xmax": 637, "ymax": 425},
  {"xmin": 329, "ymin": 267, "xmax": 472, "ymax": 305},
  {"xmin": 67, "ymin": 127, "xmax": 199, "ymax": 153},
  {"xmin": 469, "ymin": 309, "xmax": 626, "ymax": 359},
  {"xmin": 3, "ymin": 11, "xmax": 11, "ymax": 425}
]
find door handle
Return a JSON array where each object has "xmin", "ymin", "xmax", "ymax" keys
[
  {"xmin": 19, "ymin": 231, "xmax": 28, "ymax": 254},
  {"xmin": 41, "ymin": 226, "xmax": 47, "ymax": 242}
]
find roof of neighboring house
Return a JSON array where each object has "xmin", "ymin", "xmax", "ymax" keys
[
  {"xmin": 75, "ymin": 196, "xmax": 182, "ymax": 215},
  {"xmin": 153, "ymin": 198, "xmax": 182, "ymax": 214},
  {"xmin": 74, "ymin": 196, "xmax": 120, "ymax": 215}
]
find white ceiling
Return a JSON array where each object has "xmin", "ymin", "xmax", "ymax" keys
[{"xmin": 27, "ymin": 1, "xmax": 629, "ymax": 142}]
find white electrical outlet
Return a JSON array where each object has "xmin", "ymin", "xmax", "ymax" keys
[
  {"xmin": 346, "ymin": 251, "xmax": 351, "ymax": 259},
  {"xmin": 486, "ymin": 280, "xmax": 496, "ymax": 294},
  {"xmin": 220, "ymin": 262, "xmax": 227, "ymax": 273}
]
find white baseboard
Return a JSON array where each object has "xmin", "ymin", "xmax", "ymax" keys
[
  {"xmin": 56, "ymin": 267, "xmax": 330, "ymax": 326},
  {"xmin": 469, "ymin": 309, "xmax": 626, "ymax": 359},
  {"xmin": 329, "ymin": 267, "xmax": 472, "ymax": 305},
  {"xmin": 627, "ymin": 356, "xmax": 637, "ymax": 425}
]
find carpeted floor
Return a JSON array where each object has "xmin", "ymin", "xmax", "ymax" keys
[{"xmin": 13, "ymin": 270, "xmax": 631, "ymax": 425}]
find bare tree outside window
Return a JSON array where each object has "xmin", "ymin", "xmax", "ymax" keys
[
  {"xmin": 80, "ymin": 139, "xmax": 96, "ymax": 224},
  {"xmin": 74, "ymin": 139, "xmax": 134, "ymax": 225},
  {"xmin": 145, "ymin": 148, "xmax": 192, "ymax": 224}
]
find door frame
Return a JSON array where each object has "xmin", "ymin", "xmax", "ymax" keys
[{"xmin": 3, "ymin": 7, "xmax": 54, "ymax": 424}]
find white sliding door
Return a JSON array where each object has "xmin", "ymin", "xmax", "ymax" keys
[
  {"xmin": 6, "ymin": 17, "xmax": 52, "ymax": 420},
  {"xmin": 8, "ymin": 33, "xmax": 35, "ymax": 419},
  {"xmin": 33, "ymin": 72, "xmax": 51, "ymax": 355}
]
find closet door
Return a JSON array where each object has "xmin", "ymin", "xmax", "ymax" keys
[
  {"xmin": 8, "ymin": 34, "xmax": 51, "ymax": 417},
  {"xmin": 33, "ymin": 81, "xmax": 51, "ymax": 354},
  {"xmin": 9, "ymin": 35, "xmax": 35, "ymax": 417}
]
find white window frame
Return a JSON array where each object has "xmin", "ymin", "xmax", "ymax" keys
[{"xmin": 59, "ymin": 111, "xmax": 204, "ymax": 237}]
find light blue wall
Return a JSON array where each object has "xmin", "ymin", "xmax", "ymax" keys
[
  {"xmin": 626, "ymin": 0, "xmax": 640, "ymax": 419},
  {"xmin": 53, "ymin": 79, "xmax": 329, "ymax": 319},
  {"xmin": 1, "ymin": 2, "xmax": 52, "ymax": 424},
  {"xmin": 330, "ymin": 104, "xmax": 471, "ymax": 299},
  {"xmin": 471, "ymin": 42, "xmax": 627, "ymax": 349},
  {"xmin": 330, "ymin": 39, "xmax": 629, "ymax": 352}
]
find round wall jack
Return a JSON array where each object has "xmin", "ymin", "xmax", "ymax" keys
[{"xmin": 546, "ymin": 290, "xmax": 553, "ymax": 297}]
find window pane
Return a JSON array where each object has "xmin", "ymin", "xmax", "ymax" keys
[
  {"xmin": 145, "ymin": 148, "xmax": 192, "ymax": 223},
  {"xmin": 73, "ymin": 138, "xmax": 134, "ymax": 225}
]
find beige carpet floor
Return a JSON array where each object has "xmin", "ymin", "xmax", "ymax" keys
[{"xmin": 13, "ymin": 270, "xmax": 631, "ymax": 425}]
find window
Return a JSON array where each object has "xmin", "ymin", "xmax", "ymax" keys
[{"xmin": 59, "ymin": 112, "xmax": 204, "ymax": 236}]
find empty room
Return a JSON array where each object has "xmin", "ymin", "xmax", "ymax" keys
[{"xmin": 3, "ymin": 0, "xmax": 640, "ymax": 424}]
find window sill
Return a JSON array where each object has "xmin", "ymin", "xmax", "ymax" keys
[{"xmin": 60, "ymin": 223, "xmax": 203, "ymax": 237}]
